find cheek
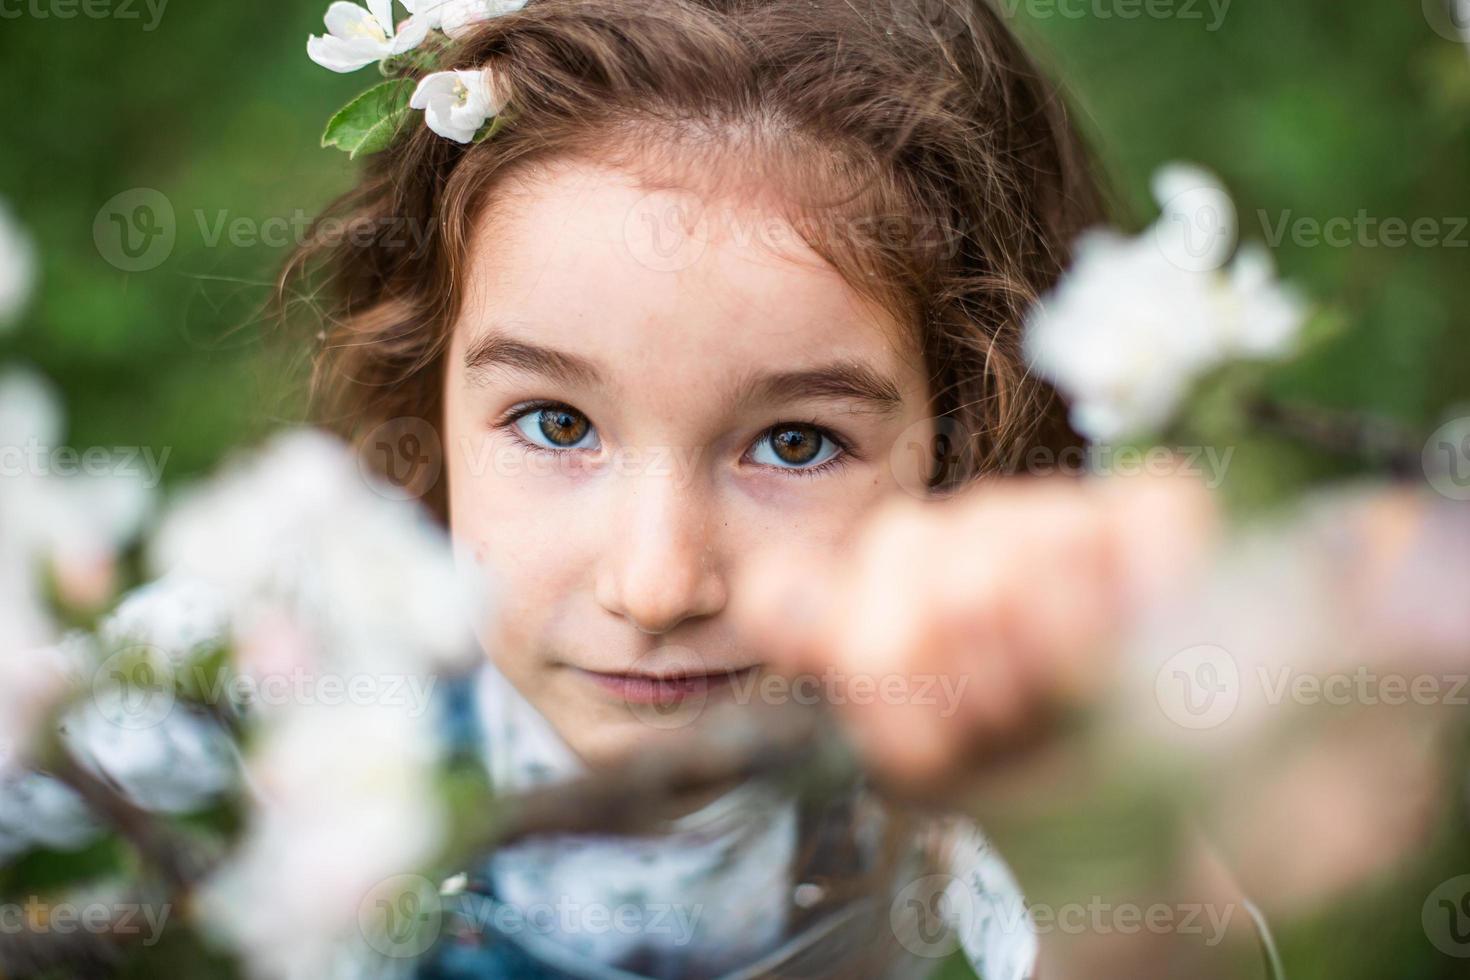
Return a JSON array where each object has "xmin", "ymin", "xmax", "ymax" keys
[
  {"xmin": 444, "ymin": 429, "xmax": 589, "ymax": 664},
  {"xmin": 723, "ymin": 472, "xmax": 891, "ymax": 573}
]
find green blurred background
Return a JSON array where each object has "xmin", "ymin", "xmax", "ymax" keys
[{"xmin": 1, "ymin": 1, "xmax": 1467, "ymax": 977}]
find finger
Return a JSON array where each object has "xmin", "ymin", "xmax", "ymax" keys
[{"xmin": 729, "ymin": 549, "xmax": 838, "ymax": 675}]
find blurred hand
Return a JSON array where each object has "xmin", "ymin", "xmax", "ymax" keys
[{"xmin": 734, "ymin": 473, "xmax": 1215, "ymax": 793}]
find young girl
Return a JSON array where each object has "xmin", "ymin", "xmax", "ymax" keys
[{"xmin": 288, "ymin": 1, "xmax": 1185, "ymax": 976}]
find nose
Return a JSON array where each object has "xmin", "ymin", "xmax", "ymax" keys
[{"xmin": 594, "ymin": 471, "xmax": 728, "ymax": 634}]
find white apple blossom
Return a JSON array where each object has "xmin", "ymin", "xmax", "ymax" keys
[
  {"xmin": 0, "ymin": 767, "xmax": 99, "ymax": 863},
  {"xmin": 405, "ymin": 0, "xmax": 529, "ymax": 39},
  {"xmin": 0, "ymin": 636, "xmax": 88, "ymax": 773},
  {"xmin": 196, "ymin": 701, "xmax": 444, "ymax": 980},
  {"xmin": 0, "ymin": 364, "xmax": 62, "ymax": 450},
  {"xmin": 0, "ymin": 368, "xmax": 152, "ymax": 609},
  {"xmin": 1025, "ymin": 164, "xmax": 1308, "ymax": 442},
  {"xmin": 61, "ymin": 692, "xmax": 236, "ymax": 814},
  {"xmin": 308, "ymin": 0, "xmax": 431, "ymax": 73},
  {"xmin": 150, "ymin": 428, "xmax": 484, "ymax": 677},
  {"xmin": 1, "ymin": 372, "xmax": 66, "ymax": 758},
  {"xmin": 0, "ymin": 197, "xmax": 36, "ymax": 331},
  {"xmin": 2, "ymin": 369, "xmax": 151, "ymax": 761},
  {"xmin": 101, "ymin": 573, "xmax": 230, "ymax": 667},
  {"xmin": 1150, "ymin": 163, "xmax": 1238, "ymax": 273},
  {"xmin": 410, "ymin": 68, "xmax": 504, "ymax": 143}
]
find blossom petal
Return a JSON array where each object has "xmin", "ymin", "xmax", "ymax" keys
[
  {"xmin": 307, "ymin": 33, "xmax": 384, "ymax": 73},
  {"xmin": 1150, "ymin": 161, "xmax": 1237, "ymax": 273},
  {"xmin": 424, "ymin": 103, "xmax": 477, "ymax": 143},
  {"xmin": 408, "ymin": 71, "xmax": 458, "ymax": 110},
  {"xmin": 410, "ymin": 70, "xmax": 496, "ymax": 143},
  {"xmin": 443, "ymin": 0, "xmax": 532, "ymax": 39},
  {"xmin": 389, "ymin": 14, "xmax": 432, "ymax": 55},
  {"xmin": 366, "ymin": 0, "xmax": 395, "ymax": 34},
  {"xmin": 323, "ymin": 1, "xmax": 387, "ymax": 41}
]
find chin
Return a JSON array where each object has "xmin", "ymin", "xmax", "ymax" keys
[{"xmin": 549, "ymin": 697, "xmax": 712, "ymax": 770}]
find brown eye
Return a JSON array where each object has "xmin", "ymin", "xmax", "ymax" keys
[
  {"xmin": 754, "ymin": 423, "xmax": 841, "ymax": 470},
  {"xmin": 771, "ymin": 425, "xmax": 821, "ymax": 464},
  {"xmin": 512, "ymin": 404, "xmax": 598, "ymax": 450},
  {"xmin": 540, "ymin": 407, "xmax": 589, "ymax": 446}
]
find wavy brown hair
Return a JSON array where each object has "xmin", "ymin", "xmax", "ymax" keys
[{"xmin": 280, "ymin": 0, "xmax": 1104, "ymax": 519}]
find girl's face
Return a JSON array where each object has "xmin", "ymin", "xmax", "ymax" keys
[{"xmin": 443, "ymin": 158, "xmax": 933, "ymax": 766}]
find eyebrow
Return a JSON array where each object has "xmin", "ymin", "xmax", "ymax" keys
[
  {"xmin": 734, "ymin": 362, "xmax": 906, "ymax": 416},
  {"xmin": 462, "ymin": 329, "xmax": 603, "ymax": 389},
  {"xmin": 461, "ymin": 328, "xmax": 905, "ymax": 415}
]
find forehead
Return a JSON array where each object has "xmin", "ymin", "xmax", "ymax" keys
[{"xmin": 453, "ymin": 158, "xmax": 923, "ymax": 394}]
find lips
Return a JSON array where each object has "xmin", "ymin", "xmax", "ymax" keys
[{"xmin": 574, "ymin": 665, "xmax": 758, "ymax": 705}]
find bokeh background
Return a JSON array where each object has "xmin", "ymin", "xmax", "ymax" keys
[{"xmin": 2, "ymin": 1, "xmax": 1468, "ymax": 977}]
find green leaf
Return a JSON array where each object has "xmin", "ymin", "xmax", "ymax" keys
[
  {"xmin": 472, "ymin": 111, "xmax": 513, "ymax": 144},
  {"xmin": 321, "ymin": 80, "xmax": 415, "ymax": 159}
]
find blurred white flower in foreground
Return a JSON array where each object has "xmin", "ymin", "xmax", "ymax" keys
[
  {"xmin": 61, "ymin": 692, "xmax": 236, "ymax": 814},
  {"xmin": 0, "ymin": 766, "xmax": 99, "ymax": 864},
  {"xmin": 158, "ymin": 429, "xmax": 483, "ymax": 976},
  {"xmin": 150, "ymin": 428, "xmax": 483, "ymax": 678},
  {"xmin": 307, "ymin": 0, "xmax": 431, "ymax": 73},
  {"xmin": 0, "ymin": 636, "xmax": 95, "ymax": 867},
  {"xmin": 405, "ymin": 0, "xmax": 530, "ymax": 38},
  {"xmin": 2, "ymin": 368, "xmax": 150, "ymax": 765},
  {"xmin": 1026, "ymin": 164, "xmax": 1308, "ymax": 442},
  {"xmin": 197, "ymin": 701, "xmax": 444, "ymax": 980},
  {"xmin": 0, "ymin": 369, "xmax": 65, "ymax": 655},
  {"xmin": 1150, "ymin": 163, "xmax": 1238, "ymax": 273},
  {"xmin": 0, "ymin": 367, "xmax": 152, "ymax": 614},
  {"xmin": 0, "ymin": 646, "xmax": 75, "ymax": 766},
  {"xmin": 101, "ymin": 573, "xmax": 230, "ymax": 667},
  {"xmin": 0, "ymin": 197, "xmax": 36, "ymax": 330}
]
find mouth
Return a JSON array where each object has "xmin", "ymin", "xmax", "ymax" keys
[{"xmin": 573, "ymin": 664, "xmax": 760, "ymax": 705}]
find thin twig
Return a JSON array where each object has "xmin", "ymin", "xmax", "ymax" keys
[{"xmin": 45, "ymin": 751, "xmax": 203, "ymax": 893}]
